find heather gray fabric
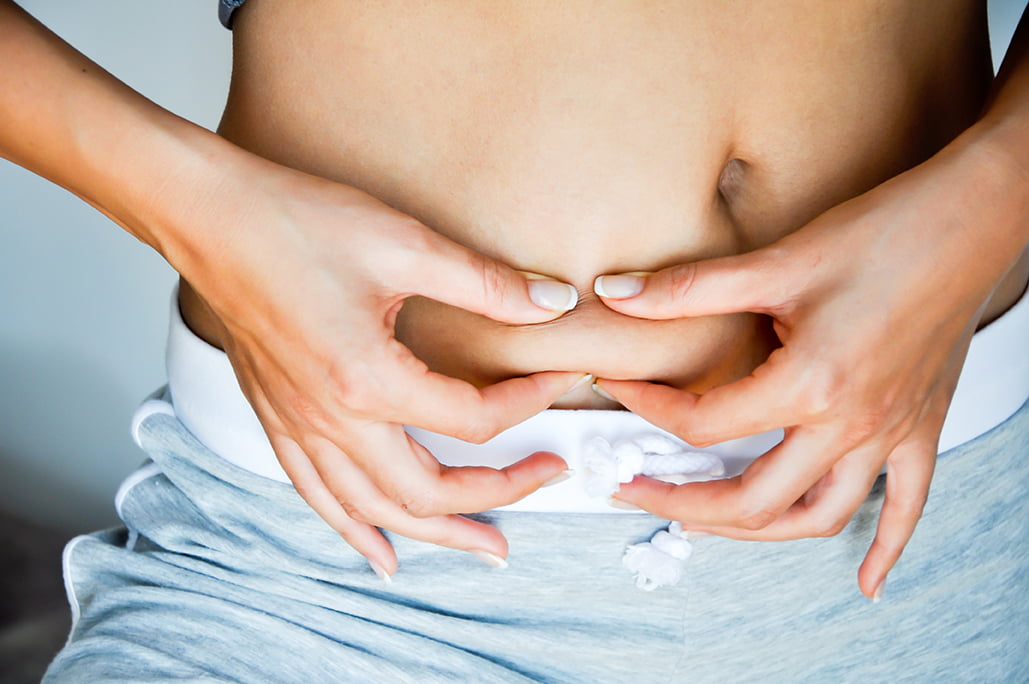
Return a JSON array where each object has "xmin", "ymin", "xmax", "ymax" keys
[{"xmin": 46, "ymin": 391, "xmax": 1029, "ymax": 682}]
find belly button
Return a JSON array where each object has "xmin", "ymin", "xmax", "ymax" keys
[{"xmin": 717, "ymin": 158, "xmax": 748, "ymax": 203}]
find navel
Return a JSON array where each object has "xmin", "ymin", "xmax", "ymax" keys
[{"xmin": 716, "ymin": 157, "xmax": 748, "ymax": 204}]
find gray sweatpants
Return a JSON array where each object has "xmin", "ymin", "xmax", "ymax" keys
[{"xmin": 45, "ymin": 392, "xmax": 1029, "ymax": 683}]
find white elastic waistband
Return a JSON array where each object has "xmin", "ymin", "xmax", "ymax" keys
[{"xmin": 160, "ymin": 285, "xmax": 1029, "ymax": 513}]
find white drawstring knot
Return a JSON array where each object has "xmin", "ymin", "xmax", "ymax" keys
[
  {"xmin": 622, "ymin": 522, "xmax": 693, "ymax": 591},
  {"xmin": 581, "ymin": 434, "xmax": 725, "ymax": 590},
  {"xmin": 582, "ymin": 434, "xmax": 725, "ymax": 498}
]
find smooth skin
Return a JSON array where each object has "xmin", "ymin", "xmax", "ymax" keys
[
  {"xmin": 2, "ymin": 0, "xmax": 1027, "ymax": 599},
  {"xmin": 0, "ymin": 1, "xmax": 584, "ymax": 577},
  {"xmin": 597, "ymin": 11, "xmax": 1029, "ymax": 599}
]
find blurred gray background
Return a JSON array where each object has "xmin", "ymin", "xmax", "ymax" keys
[
  {"xmin": 1, "ymin": 1, "xmax": 228, "ymax": 533},
  {"xmin": 0, "ymin": 0, "xmax": 1026, "ymax": 680},
  {"xmin": 0, "ymin": 2, "xmax": 228, "ymax": 680}
]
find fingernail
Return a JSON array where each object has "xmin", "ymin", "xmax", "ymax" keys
[
  {"xmin": 561, "ymin": 373, "xmax": 594, "ymax": 397},
  {"xmin": 607, "ymin": 498, "xmax": 641, "ymax": 511},
  {"xmin": 367, "ymin": 560, "xmax": 393, "ymax": 584},
  {"xmin": 872, "ymin": 577, "xmax": 886, "ymax": 604},
  {"xmin": 470, "ymin": 549, "xmax": 509, "ymax": 569},
  {"xmin": 542, "ymin": 470, "xmax": 574, "ymax": 487},
  {"xmin": 591, "ymin": 382, "xmax": 617, "ymax": 402},
  {"xmin": 594, "ymin": 274, "xmax": 645, "ymax": 299},
  {"xmin": 522, "ymin": 272, "xmax": 578, "ymax": 312}
]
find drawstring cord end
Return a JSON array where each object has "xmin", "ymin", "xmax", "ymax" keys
[
  {"xmin": 622, "ymin": 521, "xmax": 693, "ymax": 590},
  {"xmin": 580, "ymin": 435, "xmax": 725, "ymax": 590}
]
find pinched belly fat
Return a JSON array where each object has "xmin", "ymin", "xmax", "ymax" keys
[{"xmin": 193, "ymin": 0, "xmax": 996, "ymax": 406}]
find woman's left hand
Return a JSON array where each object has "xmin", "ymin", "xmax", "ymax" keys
[{"xmin": 594, "ymin": 135, "xmax": 1027, "ymax": 599}]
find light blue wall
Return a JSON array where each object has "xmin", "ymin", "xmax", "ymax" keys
[
  {"xmin": 0, "ymin": 1, "xmax": 1025, "ymax": 532},
  {"xmin": 0, "ymin": 1, "xmax": 229, "ymax": 531}
]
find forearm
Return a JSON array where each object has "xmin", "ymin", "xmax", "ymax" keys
[
  {"xmin": 976, "ymin": 4, "xmax": 1029, "ymax": 182},
  {"xmin": 950, "ymin": 5, "xmax": 1029, "ymax": 252},
  {"xmin": 0, "ymin": 1, "xmax": 245, "ymax": 270},
  {"xmin": 903, "ymin": 4, "xmax": 1029, "ymax": 309}
]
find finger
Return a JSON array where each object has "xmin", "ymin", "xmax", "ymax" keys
[
  {"xmin": 407, "ymin": 437, "xmax": 570, "ymax": 514},
  {"xmin": 857, "ymin": 437, "xmax": 936, "ymax": 600},
  {"xmin": 299, "ymin": 431, "xmax": 514, "ymax": 558},
  {"xmin": 388, "ymin": 225, "xmax": 578, "ymax": 323},
  {"xmin": 676, "ymin": 442, "xmax": 886, "ymax": 541},
  {"xmin": 593, "ymin": 249, "xmax": 788, "ymax": 320},
  {"xmin": 408, "ymin": 370, "xmax": 589, "ymax": 442},
  {"xmin": 269, "ymin": 432, "xmax": 399, "ymax": 576},
  {"xmin": 244, "ymin": 348, "xmax": 570, "ymax": 522},
  {"xmin": 337, "ymin": 422, "xmax": 567, "ymax": 518},
  {"xmin": 614, "ymin": 427, "xmax": 842, "ymax": 529},
  {"xmin": 596, "ymin": 355, "xmax": 802, "ymax": 447},
  {"xmin": 376, "ymin": 342, "xmax": 587, "ymax": 441}
]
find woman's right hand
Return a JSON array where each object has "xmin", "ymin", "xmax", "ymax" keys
[
  {"xmin": 176, "ymin": 158, "xmax": 585, "ymax": 579},
  {"xmin": 0, "ymin": 2, "xmax": 583, "ymax": 579}
]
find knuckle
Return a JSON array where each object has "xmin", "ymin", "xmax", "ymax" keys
[
  {"xmin": 452, "ymin": 397, "xmax": 502, "ymax": 444},
  {"xmin": 395, "ymin": 488, "xmax": 437, "ymax": 518},
  {"xmin": 843, "ymin": 406, "xmax": 890, "ymax": 445},
  {"xmin": 460, "ymin": 422, "xmax": 497, "ymax": 445},
  {"xmin": 284, "ymin": 394, "xmax": 332, "ymax": 433},
  {"xmin": 812, "ymin": 513, "xmax": 850, "ymax": 538},
  {"xmin": 665, "ymin": 264, "xmax": 699, "ymax": 303},
  {"xmin": 340, "ymin": 500, "xmax": 375, "ymax": 525},
  {"xmin": 378, "ymin": 218, "xmax": 434, "ymax": 284},
  {"xmin": 425, "ymin": 528, "xmax": 462, "ymax": 549},
  {"xmin": 892, "ymin": 489, "xmax": 929, "ymax": 519},
  {"xmin": 736, "ymin": 506, "xmax": 778, "ymax": 531},
  {"xmin": 676, "ymin": 421, "xmax": 715, "ymax": 448},
  {"xmin": 467, "ymin": 412, "xmax": 505, "ymax": 444},
  {"xmin": 797, "ymin": 364, "xmax": 844, "ymax": 419},
  {"xmin": 398, "ymin": 218, "xmax": 434, "ymax": 249},
  {"xmin": 391, "ymin": 219, "xmax": 434, "ymax": 258},
  {"xmin": 331, "ymin": 368, "xmax": 379, "ymax": 416},
  {"xmin": 478, "ymin": 257, "xmax": 509, "ymax": 310},
  {"xmin": 292, "ymin": 481, "xmax": 319, "ymax": 506}
]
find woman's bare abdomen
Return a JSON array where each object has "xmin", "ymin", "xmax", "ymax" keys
[{"xmin": 183, "ymin": 0, "xmax": 1013, "ymax": 409}]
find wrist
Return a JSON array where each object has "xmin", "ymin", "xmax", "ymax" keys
[
  {"xmin": 940, "ymin": 121, "xmax": 1029, "ymax": 249},
  {"xmin": 960, "ymin": 113, "xmax": 1028, "ymax": 208},
  {"xmin": 931, "ymin": 120, "xmax": 1029, "ymax": 325},
  {"xmin": 78, "ymin": 99, "xmax": 277, "ymax": 290},
  {"xmin": 72, "ymin": 99, "xmax": 231, "ymax": 252}
]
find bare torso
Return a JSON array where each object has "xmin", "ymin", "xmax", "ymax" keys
[{"xmin": 181, "ymin": 0, "xmax": 1026, "ymax": 409}]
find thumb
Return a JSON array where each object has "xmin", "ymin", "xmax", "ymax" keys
[
  {"xmin": 392, "ymin": 226, "xmax": 578, "ymax": 324},
  {"xmin": 593, "ymin": 250, "xmax": 783, "ymax": 320}
]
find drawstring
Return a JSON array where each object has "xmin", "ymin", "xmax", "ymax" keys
[
  {"xmin": 623, "ymin": 522, "xmax": 692, "ymax": 591},
  {"xmin": 583, "ymin": 434, "xmax": 725, "ymax": 497},
  {"xmin": 582, "ymin": 434, "xmax": 726, "ymax": 590}
]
